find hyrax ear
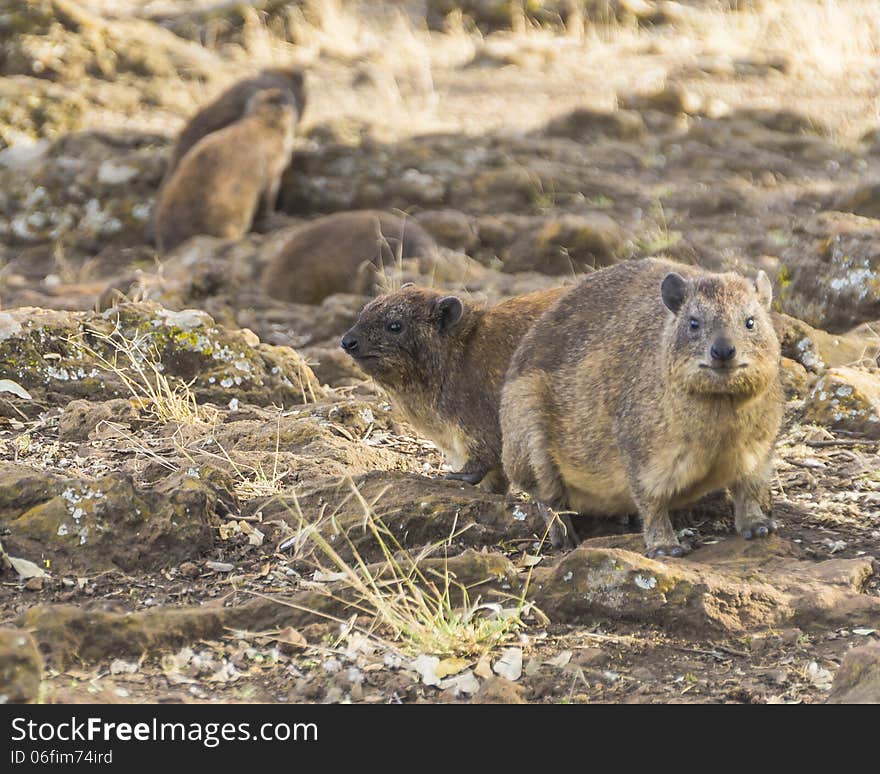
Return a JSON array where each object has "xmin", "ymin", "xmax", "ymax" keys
[
  {"xmin": 754, "ymin": 270, "xmax": 772, "ymax": 309},
  {"xmin": 661, "ymin": 272, "xmax": 687, "ymax": 314},
  {"xmin": 435, "ymin": 296, "xmax": 464, "ymax": 331}
]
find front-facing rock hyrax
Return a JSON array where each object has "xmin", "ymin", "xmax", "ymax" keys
[
  {"xmin": 262, "ymin": 211, "xmax": 439, "ymax": 305},
  {"xmin": 154, "ymin": 89, "xmax": 297, "ymax": 253},
  {"xmin": 501, "ymin": 257, "xmax": 783, "ymax": 557},
  {"xmin": 340, "ymin": 284, "xmax": 568, "ymax": 492},
  {"xmin": 164, "ymin": 67, "xmax": 306, "ymax": 183}
]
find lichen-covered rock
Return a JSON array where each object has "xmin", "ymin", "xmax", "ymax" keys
[
  {"xmin": 621, "ymin": 84, "xmax": 703, "ymax": 115},
  {"xmin": 828, "ymin": 642, "xmax": 880, "ymax": 704},
  {"xmin": 0, "ymin": 462, "xmax": 235, "ymax": 572},
  {"xmin": 0, "ymin": 130, "xmax": 165, "ymax": 255},
  {"xmin": 804, "ymin": 367, "xmax": 880, "ymax": 438},
  {"xmin": 415, "ymin": 209, "xmax": 479, "ymax": 252},
  {"xmin": 267, "ymin": 470, "xmax": 548, "ymax": 564},
  {"xmin": 780, "ymin": 356, "xmax": 811, "ymax": 399},
  {"xmin": 774, "ymin": 312, "xmax": 879, "ymax": 372},
  {"xmin": 780, "ymin": 211, "xmax": 880, "ymax": 332},
  {"xmin": 503, "ymin": 213, "xmax": 628, "ymax": 274},
  {"xmin": 0, "ymin": 0, "xmax": 220, "ymax": 83},
  {"xmin": 0, "ymin": 302, "xmax": 323, "ymax": 418},
  {"xmin": 0, "ymin": 76, "xmax": 84, "ymax": 150},
  {"xmin": 0, "ymin": 628, "xmax": 42, "ymax": 703}
]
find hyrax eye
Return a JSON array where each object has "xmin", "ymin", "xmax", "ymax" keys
[
  {"xmin": 386, "ymin": 321, "xmax": 403, "ymax": 333},
  {"xmin": 688, "ymin": 317, "xmax": 700, "ymax": 330},
  {"xmin": 745, "ymin": 317, "xmax": 755, "ymax": 330}
]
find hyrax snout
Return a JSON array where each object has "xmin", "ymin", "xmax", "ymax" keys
[
  {"xmin": 501, "ymin": 257, "xmax": 783, "ymax": 557},
  {"xmin": 341, "ymin": 283, "xmax": 567, "ymax": 493}
]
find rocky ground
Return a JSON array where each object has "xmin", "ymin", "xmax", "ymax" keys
[{"xmin": 1, "ymin": 0, "xmax": 880, "ymax": 704}]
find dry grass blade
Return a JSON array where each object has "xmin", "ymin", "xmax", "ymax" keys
[
  {"xmin": 76, "ymin": 323, "xmax": 216, "ymax": 426},
  {"xmin": 281, "ymin": 480, "xmax": 533, "ymax": 658}
]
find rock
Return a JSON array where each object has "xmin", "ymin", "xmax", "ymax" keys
[
  {"xmin": 58, "ymin": 398, "xmax": 141, "ymax": 441},
  {"xmin": 0, "ymin": 463, "xmax": 236, "ymax": 572},
  {"xmin": 0, "ymin": 76, "xmax": 84, "ymax": 150},
  {"xmin": 415, "ymin": 210, "xmax": 479, "ymax": 252},
  {"xmin": 780, "ymin": 357, "xmax": 811, "ymax": 399},
  {"xmin": 0, "ymin": 0, "xmax": 221, "ymax": 84},
  {"xmin": 621, "ymin": 84, "xmax": 703, "ymax": 115},
  {"xmin": 544, "ymin": 108, "xmax": 647, "ymax": 142},
  {"xmin": 780, "ymin": 212, "xmax": 880, "ymax": 332},
  {"xmin": 503, "ymin": 213, "xmax": 628, "ymax": 274},
  {"xmin": 804, "ymin": 367, "xmax": 880, "ymax": 439},
  {"xmin": 265, "ymin": 470, "xmax": 549, "ymax": 564},
  {"xmin": 0, "ymin": 302, "xmax": 323, "ymax": 418},
  {"xmin": 529, "ymin": 536, "xmax": 880, "ymax": 635},
  {"xmin": 835, "ymin": 181, "xmax": 880, "ymax": 220},
  {"xmin": 828, "ymin": 642, "xmax": 880, "ymax": 703},
  {"xmin": 0, "ymin": 628, "xmax": 42, "ymax": 703},
  {"xmin": 774, "ymin": 313, "xmax": 878, "ymax": 372}
]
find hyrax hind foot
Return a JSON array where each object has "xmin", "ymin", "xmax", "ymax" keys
[
  {"xmin": 536, "ymin": 502, "xmax": 579, "ymax": 550},
  {"xmin": 740, "ymin": 518, "xmax": 777, "ymax": 541},
  {"xmin": 645, "ymin": 542, "xmax": 692, "ymax": 559}
]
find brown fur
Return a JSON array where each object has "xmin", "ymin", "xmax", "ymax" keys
[
  {"xmin": 501, "ymin": 257, "xmax": 783, "ymax": 555},
  {"xmin": 154, "ymin": 89, "xmax": 297, "ymax": 253},
  {"xmin": 164, "ymin": 67, "xmax": 305, "ymax": 184},
  {"xmin": 341, "ymin": 284, "xmax": 569, "ymax": 492},
  {"xmin": 261, "ymin": 211, "xmax": 439, "ymax": 305}
]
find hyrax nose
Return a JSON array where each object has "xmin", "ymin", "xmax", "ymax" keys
[
  {"xmin": 710, "ymin": 339, "xmax": 736, "ymax": 363},
  {"xmin": 340, "ymin": 333, "xmax": 359, "ymax": 353}
]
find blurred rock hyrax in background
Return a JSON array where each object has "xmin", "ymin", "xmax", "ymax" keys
[
  {"xmin": 501, "ymin": 257, "xmax": 783, "ymax": 557},
  {"xmin": 163, "ymin": 67, "xmax": 306, "ymax": 184},
  {"xmin": 262, "ymin": 211, "xmax": 439, "ymax": 305},
  {"xmin": 154, "ymin": 88, "xmax": 297, "ymax": 253},
  {"xmin": 340, "ymin": 284, "xmax": 568, "ymax": 492}
]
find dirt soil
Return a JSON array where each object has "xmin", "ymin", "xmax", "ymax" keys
[{"xmin": 1, "ymin": 0, "xmax": 879, "ymax": 704}]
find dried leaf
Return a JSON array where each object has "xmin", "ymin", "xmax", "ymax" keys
[
  {"xmin": 493, "ymin": 647, "xmax": 523, "ymax": 681},
  {"xmin": 9, "ymin": 556, "xmax": 49, "ymax": 580},
  {"xmin": 206, "ymin": 561, "xmax": 234, "ymax": 573},
  {"xmin": 853, "ymin": 628, "xmax": 876, "ymax": 636},
  {"xmin": 544, "ymin": 650, "xmax": 573, "ymax": 668},
  {"xmin": 109, "ymin": 659, "xmax": 139, "ymax": 675},
  {"xmin": 438, "ymin": 670, "xmax": 480, "ymax": 696},
  {"xmin": 435, "ymin": 657, "xmax": 469, "ymax": 678},
  {"xmin": 272, "ymin": 627, "xmax": 307, "ymax": 651},
  {"xmin": 0, "ymin": 379, "xmax": 31, "ymax": 400},
  {"xmin": 474, "ymin": 653, "xmax": 493, "ymax": 679},
  {"xmin": 411, "ymin": 654, "xmax": 441, "ymax": 686}
]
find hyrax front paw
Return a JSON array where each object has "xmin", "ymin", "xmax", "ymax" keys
[
  {"xmin": 739, "ymin": 518, "xmax": 777, "ymax": 541},
  {"xmin": 645, "ymin": 542, "xmax": 691, "ymax": 559}
]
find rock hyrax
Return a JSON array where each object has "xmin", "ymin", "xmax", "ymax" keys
[
  {"xmin": 340, "ymin": 284, "xmax": 568, "ymax": 492},
  {"xmin": 164, "ymin": 67, "xmax": 305, "ymax": 183},
  {"xmin": 501, "ymin": 257, "xmax": 783, "ymax": 557},
  {"xmin": 262, "ymin": 211, "xmax": 439, "ymax": 305},
  {"xmin": 154, "ymin": 88, "xmax": 297, "ymax": 253}
]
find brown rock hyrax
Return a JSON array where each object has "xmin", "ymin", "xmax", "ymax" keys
[
  {"xmin": 164, "ymin": 67, "xmax": 305, "ymax": 183},
  {"xmin": 501, "ymin": 257, "xmax": 783, "ymax": 557},
  {"xmin": 154, "ymin": 88, "xmax": 297, "ymax": 253},
  {"xmin": 262, "ymin": 211, "xmax": 439, "ymax": 305},
  {"xmin": 340, "ymin": 284, "xmax": 568, "ymax": 492}
]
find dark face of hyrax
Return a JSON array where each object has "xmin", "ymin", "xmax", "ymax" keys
[
  {"xmin": 246, "ymin": 88, "xmax": 297, "ymax": 121},
  {"xmin": 340, "ymin": 286, "xmax": 464, "ymax": 388},
  {"xmin": 661, "ymin": 270, "xmax": 779, "ymax": 397}
]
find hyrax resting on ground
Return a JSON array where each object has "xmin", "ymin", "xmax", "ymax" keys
[
  {"xmin": 501, "ymin": 257, "xmax": 783, "ymax": 557},
  {"xmin": 262, "ymin": 211, "xmax": 439, "ymax": 305},
  {"xmin": 340, "ymin": 284, "xmax": 568, "ymax": 493},
  {"xmin": 163, "ymin": 67, "xmax": 306, "ymax": 184},
  {"xmin": 154, "ymin": 89, "xmax": 297, "ymax": 253}
]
